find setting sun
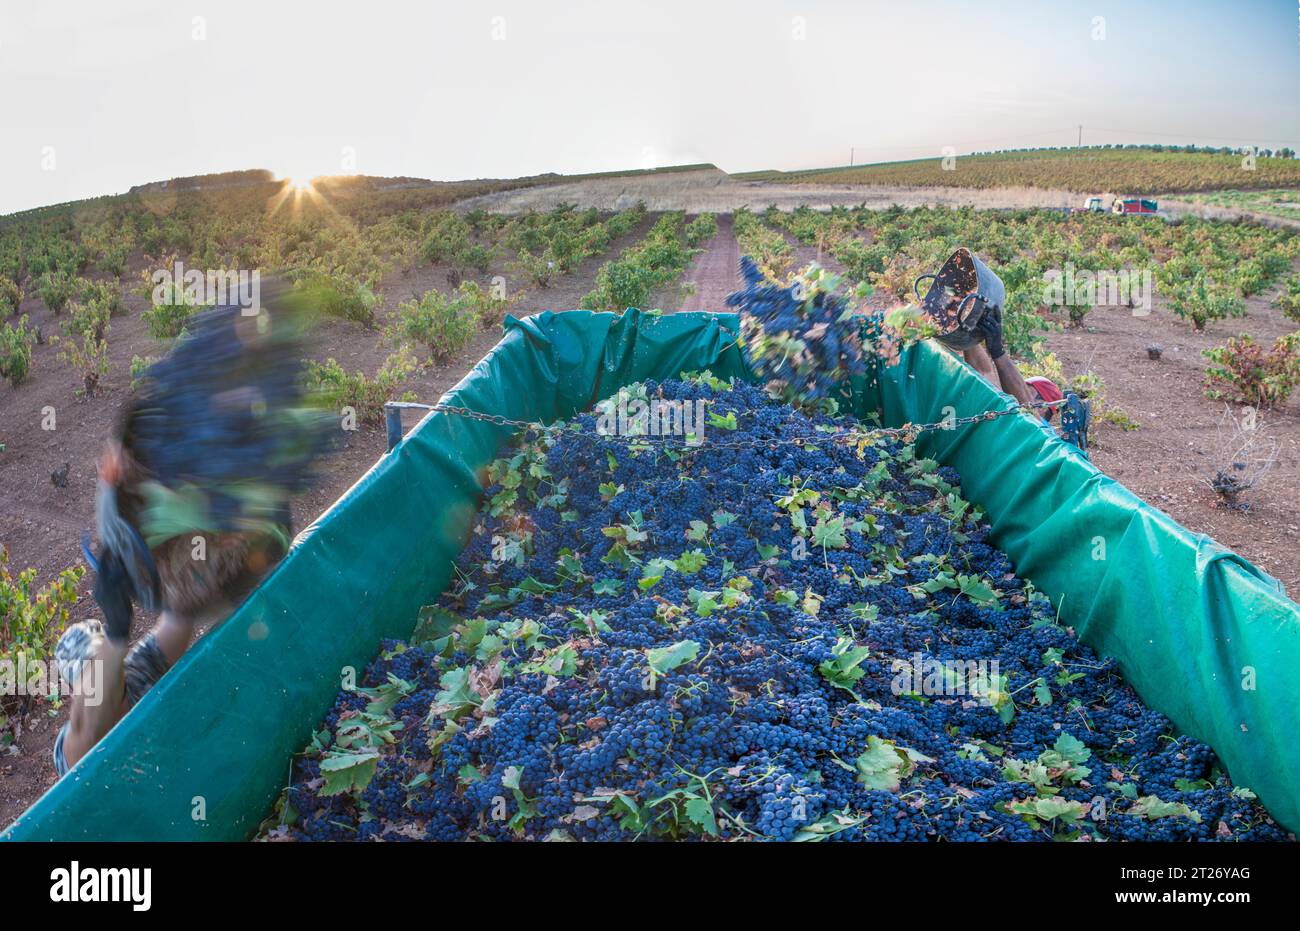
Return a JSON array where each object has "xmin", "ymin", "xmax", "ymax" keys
[{"xmin": 266, "ymin": 171, "xmax": 341, "ymax": 219}]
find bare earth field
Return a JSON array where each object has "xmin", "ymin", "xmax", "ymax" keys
[
  {"xmin": 3, "ymin": 192, "xmax": 1298, "ymax": 827},
  {"xmin": 458, "ymin": 167, "xmax": 1087, "ymax": 214},
  {"xmin": 1039, "ymin": 291, "xmax": 1300, "ymax": 587},
  {"xmin": 462, "ymin": 166, "xmax": 1300, "ymax": 233}
]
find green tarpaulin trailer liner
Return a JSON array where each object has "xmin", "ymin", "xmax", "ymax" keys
[{"xmin": 5, "ymin": 308, "xmax": 1299, "ymax": 841}]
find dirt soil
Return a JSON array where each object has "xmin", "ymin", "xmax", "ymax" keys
[
  {"xmin": 664, "ymin": 215, "xmax": 741, "ymax": 314},
  {"xmin": 1040, "ymin": 289, "xmax": 1300, "ymax": 588},
  {"xmin": 3, "ymin": 203, "xmax": 1298, "ymax": 830}
]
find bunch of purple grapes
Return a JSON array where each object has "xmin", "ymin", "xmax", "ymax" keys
[{"xmin": 727, "ymin": 256, "xmax": 868, "ymax": 407}]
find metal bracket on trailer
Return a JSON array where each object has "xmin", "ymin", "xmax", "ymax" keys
[
  {"xmin": 1059, "ymin": 392, "xmax": 1090, "ymax": 458},
  {"xmin": 384, "ymin": 401, "xmax": 436, "ymax": 451}
]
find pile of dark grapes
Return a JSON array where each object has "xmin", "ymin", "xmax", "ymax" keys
[{"xmin": 272, "ymin": 375, "xmax": 1290, "ymax": 842}]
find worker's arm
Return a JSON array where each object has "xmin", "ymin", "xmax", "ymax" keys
[
  {"xmin": 967, "ymin": 306, "xmax": 1037, "ymax": 405},
  {"xmin": 991, "ymin": 352, "xmax": 1037, "ymax": 405},
  {"xmin": 61, "ymin": 638, "xmax": 128, "ymax": 768},
  {"xmin": 61, "ymin": 543, "xmax": 137, "ymax": 768},
  {"xmin": 961, "ymin": 343, "xmax": 1000, "ymax": 385}
]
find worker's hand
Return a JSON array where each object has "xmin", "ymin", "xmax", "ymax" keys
[
  {"xmin": 93, "ymin": 549, "xmax": 135, "ymax": 645},
  {"xmin": 976, "ymin": 303, "xmax": 1005, "ymax": 361}
]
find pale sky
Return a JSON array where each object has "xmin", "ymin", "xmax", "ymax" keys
[{"xmin": 1, "ymin": 0, "xmax": 1297, "ymax": 215}]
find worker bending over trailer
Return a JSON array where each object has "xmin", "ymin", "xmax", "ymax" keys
[
  {"xmin": 951, "ymin": 304, "xmax": 1067, "ymax": 422},
  {"xmin": 917, "ymin": 247, "xmax": 1083, "ymax": 441}
]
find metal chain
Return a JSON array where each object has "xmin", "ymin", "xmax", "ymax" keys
[{"xmin": 399, "ymin": 397, "xmax": 1068, "ymax": 449}]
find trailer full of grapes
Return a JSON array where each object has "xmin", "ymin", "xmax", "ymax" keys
[{"xmin": 3, "ymin": 308, "xmax": 1298, "ymax": 841}]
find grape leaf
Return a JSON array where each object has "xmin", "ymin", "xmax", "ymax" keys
[
  {"xmin": 957, "ymin": 574, "xmax": 1000, "ymax": 607},
  {"xmin": 1129, "ymin": 795, "xmax": 1202, "ymax": 822},
  {"xmin": 812, "ymin": 514, "xmax": 848, "ymax": 550},
  {"xmin": 684, "ymin": 797, "xmax": 719, "ymax": 836},
  {"xmin": 674, "ymin": 549, "xmax": 708, "ymax": 574},
  {"xmin": 855, "ymin": 737, "xmax": 906, "ymax": 792},
  {"xmin": 646, "ymin": 640, "xmax": 700, "ymax": 675},
  {"xmin": 319, "ymin": 749, "xmax": 380, "ymax": 796},
  {"xmin": 685, "ymin": 520, "xmax": 710, "ymax": 541}
]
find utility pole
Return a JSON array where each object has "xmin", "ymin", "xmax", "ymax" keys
[
  {"xmin": 850, "ymin": 147, "xmax": 854, "ymax": 166},
  {"xmin": 1078, "ymin": 125, "xmax": 1082, "ymax": 147}
]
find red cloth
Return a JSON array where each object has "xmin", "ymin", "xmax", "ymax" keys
[{"xmin": 1024, "ymin": 376, "xmax": 1063, "ymax": 421}]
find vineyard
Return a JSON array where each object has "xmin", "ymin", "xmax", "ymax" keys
[
  {"xmin": 2, "ymin": 166, "xmax": 1300, "ymax": 834},
  {"xmin": 0, "ymin": 184, "xmax": 715, "ymax": 431},
  {"xmin": 757, "ymin": 203, "xmax": 1298, "ymax": 351},
  {"xmin": 740, "ymin": 147, "xmax": 1300, "ymax": 194}
]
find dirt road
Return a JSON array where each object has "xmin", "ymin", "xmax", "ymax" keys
[
  {"xmin": 1160, "ymin": 198, "xmax": 1300, "ymax": 231},
  {"xmin": 677, "ymin": 215, "xmax": 741, "ymax": 313}
]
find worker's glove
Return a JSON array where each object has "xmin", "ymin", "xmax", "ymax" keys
[
  {"xmin": 976, "ymin": 303, "xmax": 1005, "ymax": 361},
  {"xmin": 93, "ymin": 549, "xmax": 135, "ymax": 645}
]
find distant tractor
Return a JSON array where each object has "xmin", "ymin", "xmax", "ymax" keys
[
  {"xmin": 1074, "ymin": 196, "xmax": 1106, "ymax": 213},
  {"xmin": 1112, "ymin": 197, "xmax": 1159, "ymax": 216}
]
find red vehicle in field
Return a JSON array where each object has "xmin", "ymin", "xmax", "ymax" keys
[{"xmin": 1112, "ymin": 197, "xmax": 1159, "ymax": 216}]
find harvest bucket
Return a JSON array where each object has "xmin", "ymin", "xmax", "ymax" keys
[
  {"xmin": 913, "ymin": 247, "xmax": 1006, "ymax": 350},
  {"xmin": 4, "ymin": 308, "xmax": 1298, "ymax": 840}
]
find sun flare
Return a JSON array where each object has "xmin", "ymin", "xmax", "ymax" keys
[{"xmin": 266, "ymin": 170, "xmax": 346, "ymax": 222}]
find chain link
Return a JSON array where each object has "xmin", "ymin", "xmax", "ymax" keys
[{"xmin": 403, "ymin": 397, "xmax": 1068, "ymax": 449}]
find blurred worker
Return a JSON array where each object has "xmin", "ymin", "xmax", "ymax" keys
[{"xmin": 53, "ymin": 293, "xmax": 333, "ymax": 776}]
